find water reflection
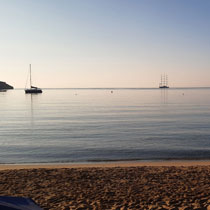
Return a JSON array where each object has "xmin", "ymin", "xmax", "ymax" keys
[
  {"xmin": 25, "ymin": 93, "xmax": 41, "ymax": 126},
  {"xmin": 160, "ymin": 89, "xmax": 168, "ymax": 104}
]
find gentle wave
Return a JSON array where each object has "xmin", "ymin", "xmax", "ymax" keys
[{"xmin": 0, "ymin": 89, "xmax": 210, "ymax": 164}]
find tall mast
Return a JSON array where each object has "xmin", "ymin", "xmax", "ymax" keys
[
  {"xmin": 30, "ymin": 64, "xmax": 32, "ymax": 88},
  {"xmin": 163, "ymin": 74, "xmax": 165, "ymax": 86}
]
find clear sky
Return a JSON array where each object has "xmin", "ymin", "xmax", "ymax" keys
[{"xmin": 0, "ymin": 0, "xmax": 210, "ymax": 88}]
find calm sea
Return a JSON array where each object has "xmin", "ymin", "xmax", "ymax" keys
[{"xmin": 0, "ymin": 88, "xmax": 210, "ymax": 164}]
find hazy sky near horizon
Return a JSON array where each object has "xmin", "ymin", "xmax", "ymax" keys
[{"xmin": 0, "ymin": 0, "xmax": 210, "ymax": 88}]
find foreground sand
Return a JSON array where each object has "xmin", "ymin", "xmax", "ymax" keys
[{"xmin": 0, "ymin": 161, "xmax": 210, "ymax": 210}]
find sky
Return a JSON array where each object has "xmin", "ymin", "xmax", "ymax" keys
[{"xmin": 0, "ymin": 0, "xmax": 210, "ymax": 88}]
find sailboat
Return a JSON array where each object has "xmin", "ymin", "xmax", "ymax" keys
[
  {"xmin": 159, "ymin": 74, "xmax": 169, "ymax": 88},
  {"xmin": 25, "ymin": 64, "xmax": 42, "ymax": 94}
]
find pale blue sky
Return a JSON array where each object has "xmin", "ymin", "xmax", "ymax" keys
[{"xmin": 0, "ymin": 0, "xmax": 210, "ymax": 88}]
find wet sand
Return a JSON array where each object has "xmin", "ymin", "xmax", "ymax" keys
[{"xmin": 0, "ymin": 161, "xmax": 210, "ymax": 210}]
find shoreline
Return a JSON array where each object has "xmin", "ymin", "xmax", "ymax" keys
[{"xmin": 1, "ymin": 160, "xmax": 210, "ymax": 170}]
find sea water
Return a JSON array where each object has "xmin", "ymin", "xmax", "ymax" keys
[{"xmin": 0, "ymin": 88, "xmax": 210, "ymax": 164}]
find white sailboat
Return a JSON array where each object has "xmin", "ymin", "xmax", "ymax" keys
[{"xmin": 25, "ymin": 64, "xmax": 42, "ymax": 94}]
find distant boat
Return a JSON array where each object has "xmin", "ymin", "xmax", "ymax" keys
[
  {"xmin": 25, "ymin": 64, "xmax": 42, "ymax": 94},
  {"xmin": 159, "ymin": 74, "xmax": 169, "ymax": 88}
]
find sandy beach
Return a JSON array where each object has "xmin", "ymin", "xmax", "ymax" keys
[{"xmin": 0, "ymin": 161, "xmax": 210, "ymax": 210}]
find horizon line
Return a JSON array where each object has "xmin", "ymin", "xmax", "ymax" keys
[{"xmin": 13, "ymin": 86, "xmax": 210, "ymax": 90}]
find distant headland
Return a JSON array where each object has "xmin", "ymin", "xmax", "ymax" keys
[{"xmin": 0, "ymin": 81, "xmax": 14, "ymax": 89}]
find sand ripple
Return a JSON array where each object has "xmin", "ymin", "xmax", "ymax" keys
[{"xmin": 0, "ymin": 166, "xmax": 210, "ymax": 209}]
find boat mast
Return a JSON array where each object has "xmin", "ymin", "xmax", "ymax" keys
[
  {"xmin": 163, "ymin": 74, "xmax": 165, "ymax": 86},
  {"xmin": 30, "ymin": 64, "xmax": 32, "ymax": 88}
]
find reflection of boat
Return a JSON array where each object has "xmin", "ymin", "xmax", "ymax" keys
[
  {"xmin": 25, "ymin": 64, "xmax": 42, "ymax": 94},
  {"xmin": 159, "ymin": 74, "xmax": 169, "ymax": 88}
]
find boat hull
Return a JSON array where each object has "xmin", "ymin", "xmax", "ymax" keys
[
  {"xmin": 159, "ymin": 86, "xmax": 169, "ymax": 89},
  {"xmin": 25, "ymin": 89, "xmax": 42, "ymax": 94}
]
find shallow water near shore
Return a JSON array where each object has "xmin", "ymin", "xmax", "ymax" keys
[{"xmin": 0, "ymin": 88, "xmax": 210, "ymax": 164}]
